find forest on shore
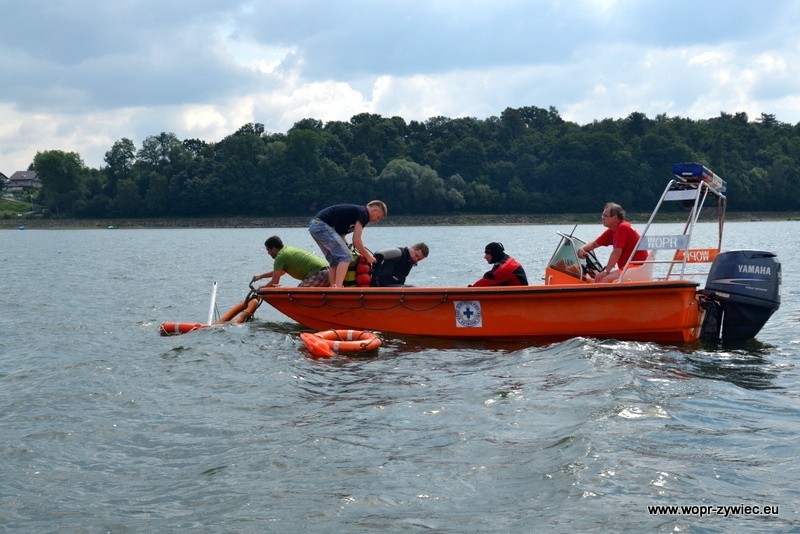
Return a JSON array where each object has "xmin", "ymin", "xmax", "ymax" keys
[{"xmin": 17, "ymin": 106, "xmax": 800, "ymax": 219}]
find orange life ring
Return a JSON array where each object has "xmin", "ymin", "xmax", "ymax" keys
[{"xmin": 300, "ymin": 330, "xmax": 382, "ymax": 358}]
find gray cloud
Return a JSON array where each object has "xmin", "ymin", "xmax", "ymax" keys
[{"xmin": 1, "ymin": 0, "xmax": 799, "ymax": 171}]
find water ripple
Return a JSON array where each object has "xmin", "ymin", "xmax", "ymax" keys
[{"xmin": 1, "ymin": 226, "xmax": 798, "ymax": 532}]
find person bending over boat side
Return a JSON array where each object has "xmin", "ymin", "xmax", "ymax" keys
[
  {"xmin": 371, "ymin": 243, "xmax": 429, "ymax": 287},
  {"xmin": 252, "ymin": 235, "xmax": 330, "ymax": 288},
  {"xmin": 470, "ymin": 242, "xmax": 528, "ymax": 287},
  {"xmin": 217, "ymin": 235, "xmax": 330, "ymax": 324},
  {"xmin": 308, "ymin": 201, "xmax": 387, "ymax": 287},
  {"xmin": 577, "ymin": 202, "xmax": 648, "ymax": 283}
]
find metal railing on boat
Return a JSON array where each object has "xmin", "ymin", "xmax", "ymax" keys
[{"xmin": 619, "ymin": 163, "xmax": 726, "ymax": 283}]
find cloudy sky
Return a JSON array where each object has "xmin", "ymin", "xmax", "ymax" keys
[{"xmin": 2, "ymin": 0, "xmax": 800, "ymax": 173}]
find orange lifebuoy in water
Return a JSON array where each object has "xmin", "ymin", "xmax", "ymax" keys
[
  {"xmin": 300, "ymin": 333, "xmax": 335, "ymax": 358},
  {"xmin": 300, "ymin": 330, "xmax": 382, "ymax": 358}
]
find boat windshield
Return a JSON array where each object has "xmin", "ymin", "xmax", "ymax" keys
[{"xmin": 547, "ymin": 233, "xmax": 589, "ymax": 278}]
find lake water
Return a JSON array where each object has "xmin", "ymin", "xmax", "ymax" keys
[{"xmin": 1, "ymin": 222, "xmax": 799, "ymax": 533}]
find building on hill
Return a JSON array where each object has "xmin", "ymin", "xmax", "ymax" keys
[{"xmin": 6, "ymin": 171, "xmax": 41, "ymax": 191}]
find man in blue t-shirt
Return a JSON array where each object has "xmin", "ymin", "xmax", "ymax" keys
[{"xmin": 308, "ymin": 200, "xmax": 387, "ymax": 287}]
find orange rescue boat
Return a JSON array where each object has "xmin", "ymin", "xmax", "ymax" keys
[{"xmin": 257, "ymin": 164, "xmax": 781, "ymax": 344}]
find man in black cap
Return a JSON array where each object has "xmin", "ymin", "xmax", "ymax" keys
[{"xmin": 470, "ymin": 242, "xmax": 528, "ymax": 286}]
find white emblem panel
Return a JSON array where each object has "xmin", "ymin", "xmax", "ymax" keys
[{"xmin": 454, "ymin": 301, "xmax": 482, "ymax": 328}]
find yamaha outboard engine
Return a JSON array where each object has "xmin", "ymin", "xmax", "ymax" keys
[{"xmin": 700, "ymin": 250, "xmax": 781, "ymax": 342}]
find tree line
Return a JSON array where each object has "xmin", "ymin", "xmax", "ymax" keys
[{"xmin": 27, "ymin": 106, "xmax": 800, "ymax": 218}]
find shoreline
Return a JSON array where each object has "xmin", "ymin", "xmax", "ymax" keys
[{"xmin": 3, "ymin": 212, "xmax": 799, "ymax": 230}]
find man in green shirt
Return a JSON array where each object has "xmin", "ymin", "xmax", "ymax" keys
[{"xmin": 252, "ymin": 235, "xmax": 329, "ymax": 287}]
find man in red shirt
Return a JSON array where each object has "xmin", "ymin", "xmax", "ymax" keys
[{"xmin": 577, "ymin": 202, "xmax": 648, "ymax": 283}]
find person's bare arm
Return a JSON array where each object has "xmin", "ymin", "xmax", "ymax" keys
[{"xmin": 352, "ymin": 222, "xmax": 376, "ymax": 263}]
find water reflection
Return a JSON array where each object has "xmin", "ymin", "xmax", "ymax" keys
[
  {"xmin": 275, "ymin": 319, "xmax": 784, "ymax": 391},
  {"xmin": 683, "ymin": 351, "xmax": 780, "ymax": 390},
  {"xmin": 585, "ymin": 338, "xmax": 781, "ymax": 390},
  {"xmin": 381, "ymin": 333, "xmax": 535, "ymax": 355}
]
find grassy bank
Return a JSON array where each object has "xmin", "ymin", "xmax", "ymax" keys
[{"xmin": 0, "ymin": 198, "xmax": 38, "ymax": 219}]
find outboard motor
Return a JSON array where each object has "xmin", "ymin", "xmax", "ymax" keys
[{"xmin": 700, "ymin": 250, "xmax": 781, "ymax": 342}]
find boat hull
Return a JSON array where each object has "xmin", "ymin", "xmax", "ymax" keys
[{"xmin": 257, "ymin": 281, "xmax": 704, "ymax": 343}]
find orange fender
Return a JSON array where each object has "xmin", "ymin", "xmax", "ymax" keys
[
  {"xmin": 217, "ymin": 298, "xmax": 262, "ymax": 324},
  {"xmin": 218, "ymin": 301, "xmax": 248, "ymax": 323},
  {"xmin": 300, "ymin": 329, "xmax": 382, "ymax": 358},
  {"xmin": 160, "ymin": 322, "xmax": 210, "ymax": 336},
  {"xmin": 233, "ymin": 298, "xmax": 261, "ymax": 324}
]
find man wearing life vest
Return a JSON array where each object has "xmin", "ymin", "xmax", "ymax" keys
[
  {"xmin": 371, "ymin": 243, "xmax": 429, "ymax": 287},
  {"xmin": 577, "ymin": 202, "xmax": 648, "ymax": 283},
  {"xmin": 252, "ymin": 235, "xmax": 330, "ymax": 287},
  {"xmin": 471, "ymin": 242, "xmax": 528, "ymax": 286}
]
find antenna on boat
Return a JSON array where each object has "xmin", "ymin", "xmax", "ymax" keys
[{"xmin": 568, "ymin": 224, "xmax": 577, "ymax": 237}]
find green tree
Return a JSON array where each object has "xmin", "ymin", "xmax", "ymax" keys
[
  {"xmin": 73, "ymin": 168, "xmax": 110, "ymax": 217},
  {"xmin": 110, "ymin": 179, "xmax": 143, "ymax": 217},
  {"xmin": 282, "ymin": 128, "xmax": 327, "ymax": 213},
  {"xmin": 233, "ymin": 122, "xmax": 266, "ymax": 136},
  {"xmin": 22, "ymin": 105, "xmax": 800, "ymax": 219},
  {"xmin": 349, "ymin": 113, "xmax": 406, "ymax": 171},
  {"xmin": 463, "ymin": 181, "xmax": 504, "ymax": 212},
  {"xmin": 144, "ymin": 173, "xmax": 169, "ymax": 216},
  {"xmin": 764, "ymin": 156, "xmax": 800, "ymax": 210},
  {"xmin": 212, "ymin": 127, "xmax": 268, "ymax": 214},
  {"xmin": 438, "ymin": 137, "xmax": 487, "ymax": 181},
  {"xmin": 137, "ymin": 132, "xmax": 182, "ymax": 169},
  {"xmin": 33, "ymin": 150, "xmax": 87, "ymax": 215},
  {"xmin": 343, "ymin": 154, "xmax": 377, "ymax": 200},
  {"xmin": 104, "ymin": 138, "xmax": 136, "ymax": 194},
  {"xmin": 376, "ymin": 159, "xmax": 459, "ymax": 214},
  {"xmin": 253, "ymin": 139, "xmax": 290, "ymax": 216}
]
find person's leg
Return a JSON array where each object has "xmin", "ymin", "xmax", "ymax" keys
[
  {"xmin": 309, "ymin": 219, "xmax": 352, "ymax": 283},
  {"xmin": 332, "ymin": 262, "xmax": 350, "ymax": 287},
  {"xmin": 309, "ymin": 219, "xmax": 334, "ymax": 262}
]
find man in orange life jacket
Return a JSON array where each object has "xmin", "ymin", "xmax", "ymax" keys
[{"xmin": 470, "ymin": 242, "xmax": 528, "ymax": 286}]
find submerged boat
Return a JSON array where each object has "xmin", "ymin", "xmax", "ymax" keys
[{"xmin": 256, "ymin": 163, "xmax": 781, "ymax": 344}]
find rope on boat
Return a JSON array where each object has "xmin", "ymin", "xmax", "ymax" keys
[{"xmin": 285, "ymin": 292, "xmax": 450, "ymax": 312}]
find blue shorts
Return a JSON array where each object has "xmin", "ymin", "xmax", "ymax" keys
[{"xmin": 308, "ymin": 218, "xmax": 352, "ymax": 266}]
